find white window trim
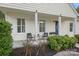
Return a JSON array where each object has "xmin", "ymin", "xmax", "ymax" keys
[
  {"xmin": 17, "ymin": 18, "xmax": 25, "ymax": 33},
  {"xmin": 70, "ymin": 22, "xmax": 73, "ymax": 32},
  {"xmin": 39, "ymin": 20, "xmax": 46, "ymax": 33}
]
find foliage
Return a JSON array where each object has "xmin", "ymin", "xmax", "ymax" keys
[
  {"xmin": 48, "ymin": 36, "xmax": 62, "ymax": 51},
  {"xmin": 76, "ymin": 7, "xmax": 79, "ymax": 13},
  {"xmin": 75, "ymin": 34, "xmax": 79, "ymax": 43},
  {"xmin": 0, "ymin": 20, "xmax": 13, "ymax": 55},
  {"xmin": 48, "ymin": 35, "xmax": 78, "ymax": 52},
  {"xmin": 0, "ymin": 10, "xmax": 5, "ymax": 20}
]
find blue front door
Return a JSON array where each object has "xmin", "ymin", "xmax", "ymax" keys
[{"xmin": 55, "ymin": 21, "xmax": 58, "ymax": 34}]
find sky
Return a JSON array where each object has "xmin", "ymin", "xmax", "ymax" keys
[{"xmin": 73, "ymin": 3, "xmax": 79, "ymax": 9}]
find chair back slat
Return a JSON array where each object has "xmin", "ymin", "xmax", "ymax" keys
[
  {"xmin": 42, "ymin": 32, "xmax": 48, "ymax": 37},
  {"xmin": 27, "ymin": 33, "xmax": 33, "ymax": 38},
  {"xmin": 49, "ymin": 32, "xmax": 57, "ymax": 35}
]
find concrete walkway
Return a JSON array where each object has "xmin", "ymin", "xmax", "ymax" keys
[
  {"xmin": 54, "ymin": 51, "xmax": 79, "ymax": 56},
  {"xmin": 75, "ymin": 43, "xmax": 79, "ymax": 48}
]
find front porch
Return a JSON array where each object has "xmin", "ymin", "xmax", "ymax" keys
[{"xmin": 0, "ymin": 7, "xmax": 77, "ymax": 48}]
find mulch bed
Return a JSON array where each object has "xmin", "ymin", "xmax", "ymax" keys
[
  {"xmin": 10, "ymin": 47, "xmax": 79, "ymax": 56},
  {"xmin": 10, "ymin": 47, "xmax": 57, "ymax": 56}
]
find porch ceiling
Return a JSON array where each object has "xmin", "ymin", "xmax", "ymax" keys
[
  {"xmin": 0, "ymin": 6, "xmax": 34, "ymax": 16},
  {"xmin": 0, "ymin": 6, "xmax": 59, "ymax": 20},
  {"xmin": 38, "ymin": 12, "xmax": 58, "ymax": 19},
  {"xmin": 0, "ymin": 6, "xmax": 74, "ymax": 21}
]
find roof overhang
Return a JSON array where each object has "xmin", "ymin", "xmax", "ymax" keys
[{"xmin": 68, "ymin": 3, "xmax": 79, "ymax": 17}]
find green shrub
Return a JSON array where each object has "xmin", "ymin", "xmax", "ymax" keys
[
  {"xmin": 0, "ymin": 10, "xmax": 5, "ymax": 20},
  {"xmin": 0, "ymin": 20, "xmax": 13, "ymax": 55},
  {"xmin": 48, "ymin": 36, "xmax": 62, "ymax": 51},
  {"xmin": 60, "ymin": 36, "xmax": 70, "ymax": 49},
  {"xmin": 75, "ymin": 34, "xmax": 79, "ymax": 43},
  {"xmin": 48, "ymin": 35, "xmax": 78, "ymax": 52},
  {"xmin": 70, "ymin": 37, "xmax": 78, "ymax": 47}
]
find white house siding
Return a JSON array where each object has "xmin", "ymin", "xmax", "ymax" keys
[
  {"xmin": 6, "ymin": 12, "xmax": 36, "ymax": 38},
  {"xmin": 46, "ymin": 19, "xmax": 55, "ymax": 33},
  {"xmin": 4, "ymin": 12, "xmax": 35, "ymax": 48},
  {"xmin": 61, "ymin": 19, "xmax": 74, "ymax": 36}
]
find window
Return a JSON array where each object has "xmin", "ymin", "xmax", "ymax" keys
[
  {"xmin": 17, "ymin": 18, "xmax": 25, "ymax": 33},
  {"xmin": 70, "ymin": 23, "xmax": 73, "ymax": 32},
  {"xmin": 39, "ymin": 20, "xmax": 45, "ymax": 32}
]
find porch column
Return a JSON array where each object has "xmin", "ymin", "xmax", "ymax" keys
[
  {"xmin": 35, "ymin": 10, "xmax": 39, "ymax": 39},
  {"xmin": 58, "ymin": 15, "xmax": 62, "ymax": 35},
  {"xmin": 74, "ymin": 17, "xmax": 77, "ymax": 35}
]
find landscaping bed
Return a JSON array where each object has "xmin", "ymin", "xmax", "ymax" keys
[
  {"xmin": 10, "ymin": 35, "xmax": 79, "ymax": 56},
  {"xmin": 10, "ymin": 47, "xmax": 57, "ymax": 56},
  {"xmin": 10, "ymin": 47, "xmax": 79, "ymax": 56}
]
